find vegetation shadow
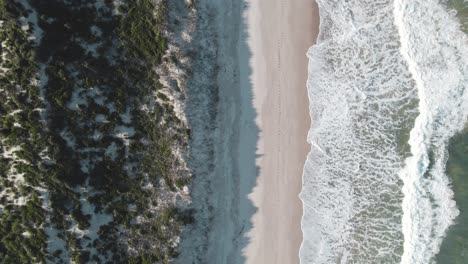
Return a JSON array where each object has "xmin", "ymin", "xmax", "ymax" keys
[{"xmin": 175, "ymin": 0, "xmax": 260, "ymax": 263}]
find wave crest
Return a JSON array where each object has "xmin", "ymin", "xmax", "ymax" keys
[
  {"xmin": 394, "ymin": 0, "xmax": 468, "ymax": 263},
  {"xmin": 300, "ymin": 0, "xmax": 467, "ymax": 263}
]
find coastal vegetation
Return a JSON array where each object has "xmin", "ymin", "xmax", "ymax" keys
[{"xmin": 0, "ymin": 0, "xmax": 192, "ymax": 262}]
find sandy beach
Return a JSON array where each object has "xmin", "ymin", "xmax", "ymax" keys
[{"xmin": 243, "ymin": 0, "xmax": 320, "ymax": 263}]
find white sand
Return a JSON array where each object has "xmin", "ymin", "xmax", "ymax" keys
[{"xmin": 243, "ymin": 0, "xmax": 319, "ymax": 263}]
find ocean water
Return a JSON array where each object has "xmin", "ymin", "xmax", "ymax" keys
[
  {"xmin": 300, "ymin": 0, "xmax": 468, "ymax": 263},
  {"xmin": 436, "ymin": 128, "xmax": 468, "ymax": 264}
]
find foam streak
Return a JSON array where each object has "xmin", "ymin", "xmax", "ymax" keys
[{"xmin": 394, "ymin": 0, "xmax": 468, "ymax": 263}]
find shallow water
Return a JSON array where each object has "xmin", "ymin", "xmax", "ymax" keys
[{"xmin": 301, "ymin": 0, "xmax": 468, "ymax": 263}]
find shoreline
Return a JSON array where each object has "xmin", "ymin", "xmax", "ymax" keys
[{"xmin": 242, "ymin": 0, "xmax": 319, "ymax": 263}]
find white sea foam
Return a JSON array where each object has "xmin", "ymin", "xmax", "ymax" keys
[
  {"xmin": 300, "ymin": 0, "xmax": 467, "ymax": 263},
  {"xmin": 394, "ymin": 0, "xmax": 468, "ymax": 263}
]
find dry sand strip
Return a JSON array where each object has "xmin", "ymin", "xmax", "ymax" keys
[{"xmin": 243, "ymin": 0, "xmax": 319, "ymax": 263}]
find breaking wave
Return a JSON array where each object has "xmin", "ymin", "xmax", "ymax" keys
[{"xmin": 300, "ymin": 0, "xmax": 468, "ymax": 263}]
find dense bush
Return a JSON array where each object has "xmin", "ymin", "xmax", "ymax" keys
[{"xmin": 0, "ymin": 0, "xmax": 191, "ymax": 262}]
